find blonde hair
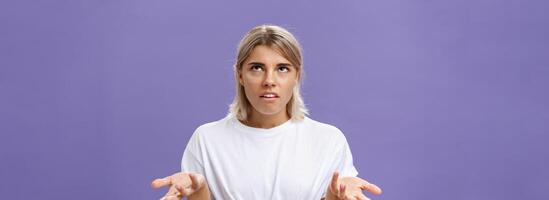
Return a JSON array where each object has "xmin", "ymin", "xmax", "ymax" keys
[{"xmin": 228, "ymin": 24, "xmax": 309, "ymax": 121}]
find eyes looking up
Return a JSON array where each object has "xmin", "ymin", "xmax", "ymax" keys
[{"xmin": 249, "ymin": 63, "xmax": 292, "ymax": 73}]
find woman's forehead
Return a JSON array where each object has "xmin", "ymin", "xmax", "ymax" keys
[{"xmin": 246, "ymin": 45, "xmax": 292, "ymax": 65}]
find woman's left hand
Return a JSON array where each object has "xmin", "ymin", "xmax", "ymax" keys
[{"xmin": 326, "ymin": 171, "xmax": 382, "ymax": 200}]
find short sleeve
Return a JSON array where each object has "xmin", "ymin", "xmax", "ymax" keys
[
  {"xmin": 337, "ymin": 134, "xmax": 359, "ymax": 177},
  {"xmin": 321, "ymin": 129, "xmax": 359, "ymax": 199},
  {"xmin": 181, "ymin": 128, "xmax": 205, "ymax": 175}
]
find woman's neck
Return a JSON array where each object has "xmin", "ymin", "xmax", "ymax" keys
[{"xmin": 243, "ymin": 109, "xmax": 290, "ymax": 129}]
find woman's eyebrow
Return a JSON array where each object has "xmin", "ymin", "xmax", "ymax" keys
[
  {"xmin": 247, "ymin": 62, "xmax": 264, "ymax": 66},
  {"xmin": 277, "ymin": 63, "xmax": 292, "ymax": 66},
  {"xmin": 247, "ymin": 62, "xmax": 292, "ymax": 66}
]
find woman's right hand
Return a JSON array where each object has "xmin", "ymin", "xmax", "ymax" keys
[{"xmin": 151, "ymin": 172, "xmax": 207, "ymax": 200}]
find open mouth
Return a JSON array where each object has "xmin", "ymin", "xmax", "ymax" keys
[{"xmin": 260, "ymin": 93, "xmax": 279, "ymax": 99}]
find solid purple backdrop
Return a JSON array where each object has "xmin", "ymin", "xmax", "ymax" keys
[{"xmin": 1, "ymin": 0, "xmax": 548, "ymax": 199}]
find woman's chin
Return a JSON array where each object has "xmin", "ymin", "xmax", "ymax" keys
[{"xmin": 254, "ymin": 108, "xmax": 284, "ymax": 117}]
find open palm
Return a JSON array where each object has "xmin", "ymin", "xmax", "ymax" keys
[
  {"xmin": 327, "ymin": 171, "xmax": 382, "ymax": 200},
  {"xmin": 151, "ymin": 172, "xmax": 206, "ymax": 200}
]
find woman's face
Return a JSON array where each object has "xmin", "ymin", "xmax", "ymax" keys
[{"xmin": 239, "ymin": 45, "xmax": 299, "ymax": 119}]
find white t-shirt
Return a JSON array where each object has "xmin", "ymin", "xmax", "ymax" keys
[{"xmin": 181, "ymin": 115, "xmax": 358, "ymax": 200}]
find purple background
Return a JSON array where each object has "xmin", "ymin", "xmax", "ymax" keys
[{"xmin": 1, "ymin": 0, "xmax": 548, "ymax": 199}]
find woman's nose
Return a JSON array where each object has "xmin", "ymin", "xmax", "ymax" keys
[{"xmin": 263, "ymin": 71, "xmax": 276, "ymax": 87}]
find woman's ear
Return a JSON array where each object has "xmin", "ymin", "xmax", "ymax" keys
[
  {"xmin": 235, "ymin": 65, "xmax": 243, "ymax": 85},
  {"xmin": 238, "ymin": 71, "xmax": 244, "ymax": 85}
]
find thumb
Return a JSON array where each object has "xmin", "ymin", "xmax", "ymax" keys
[
  {"xmin": 189, "ymin": 173, "xmax": 205, "ymax": 190},
  {"xmin": 329, "ymin": 171, "xmax": 340, "ymax": 194}
]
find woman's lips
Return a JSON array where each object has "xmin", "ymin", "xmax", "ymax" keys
[
  {"xmin": 261, "ymin": 95, "xmax": 277, "ymax": 98},
  {"xmin": 260, "ymin": 93, "xmax": 279, "ymax": 98},
  {"xmin": 260, "ymin": 94, "xmax": 279, "ymax": 103}
]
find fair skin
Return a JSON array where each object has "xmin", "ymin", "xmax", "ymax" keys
[
  {"xmin": 151, "ymin": 45, "xmax": 382, "ymax": 200},
  {"xmin": 151, "ymin": 172, "xmax": 210, "ymax": 200},
  {"xmin": 238, "ymin": 45, "xmax": 298, "ymax": 129}
]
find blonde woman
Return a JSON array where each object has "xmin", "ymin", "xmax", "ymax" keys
[{"xmin": 151, "ymin": 24, "xmax": 382, "ymax": 200}]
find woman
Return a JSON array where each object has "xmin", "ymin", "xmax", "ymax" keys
[{"xmin": 151, "ymin": 24, "xmax": 382, "ymax": 200}]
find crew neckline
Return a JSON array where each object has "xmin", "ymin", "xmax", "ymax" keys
[{"xmin": 231, "ymin": 115, "xmax": 295, "ymax": 137}]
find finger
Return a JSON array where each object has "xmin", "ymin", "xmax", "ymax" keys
[
  {"xmin": 339, "ymin": 184, "xmax": 347, "ymax": 199},
  {"xmin": 159, "ymin": 195, "xmax": 178, "ymax": 200},
  {"xmin": 168, "ymin": 186, "xmax": 182, "ymax": 196},
  {"xmin": 189, "ymin": 173, "xmax": 200, "ymax": 189},
  {"xmin": 175, "ymin": 181, "xmax": 194, "ymax": 196},
  {"xmin": 360, "ymin": 183, "xmax": 382, "ymax": 195},
  {"xmin": 331, "ymin": 171, "xmax": 340, "ymax": 192},
  {"xmin": 175, "ymin": 184, "xmax": 186, "ymax": 193},
  {"xmin": 355, "ymin": 193, "xmax": 370, "ymax": 200},
  {"xmin": 342, "ymin": 193, "xmax": 352, "ymax": 200},
  {"xmin": 180, "ymin": 188, "xmax": 192, "ymax": 197},
  {"xmin": 151, "ymin": 176, "xmax": 173, "ymax": 189},
  {"xmin": 343, "ymin": 192, "xmax": 354, "ymax": 200},
  {"xmin": 346, "ymin": 194, "xmax": 357, "ymax": 200},
  {"xmin": 161, "ymin": 195, "xmax": 180, "ymax": 200},
  {"xmin": 160, "ymin": 186, "xmax": 181, "ymax": 200}
]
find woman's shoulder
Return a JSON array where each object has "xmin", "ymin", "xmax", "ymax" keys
[
  {"xmin": 301, "ymin": 116, "xmax": 346, "ymax": 139},
  {"xmin": 193, "ymin": 115, "xmax": 232, "ymax": 133}
]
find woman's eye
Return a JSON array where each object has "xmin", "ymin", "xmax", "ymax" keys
[
  {"xmin": 278, "ymin": 66, "xmax": 289, "ymax": 72},
  {"xmin": 251, "ymin": 65, "xmax": 263, "ymax": 71}
]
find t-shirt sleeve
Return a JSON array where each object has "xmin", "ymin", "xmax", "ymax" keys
[
  {"xmin": 336, "ymin": 132, "xmax": 359, "ymax": 177},
  {"xmin": 181, "ymin": 128, "xmax": 205, "ymax": 175},
  {"xmin": 321, "ymin": 128, "xmax": 359, "ymax": 199}
]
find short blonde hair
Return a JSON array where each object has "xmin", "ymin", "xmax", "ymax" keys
[{"xmin": 228, "ymin": 24, "xmax": 309, "ymax": 121}]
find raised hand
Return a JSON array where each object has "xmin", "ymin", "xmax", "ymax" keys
[
  {"xmin": 151, "ymin": 172, "xmax": 207, "ymax": 200},
  {"xmin": 326, "ymin": 171, "xmax": 382, "ymax": 200}
]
